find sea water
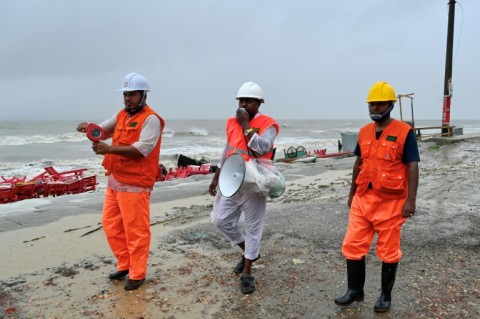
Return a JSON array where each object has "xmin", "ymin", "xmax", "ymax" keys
[{"xmin": 1, "ymin": 118, "xmax": 480, "ymax": 180}]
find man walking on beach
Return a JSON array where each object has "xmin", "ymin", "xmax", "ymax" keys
[
  {"xmin": 208, "ymin": 82, "xmax": 279, "ymax": 294},
  {"xmin": 76, "ymin": 73, "xmax": 164, "ymax": 291},
  {"xmin": 335, "ymin": 81, "xmax": 419, "ymax": 312}
]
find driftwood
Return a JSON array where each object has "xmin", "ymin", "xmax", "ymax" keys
[
  {"xmin": 64, "ymin": 225, "xmax": 91, "ymax": 233},
  {"xmin": 78, "ymin": 214, "xmax": 190, "ymax": 237},
  {"xmin": 23, "ymin": 236, "xmax": 45, "ymax": 243},
  {"xmin": 80, "ymin": 225, "xmax": 103, "ymax": 237}
]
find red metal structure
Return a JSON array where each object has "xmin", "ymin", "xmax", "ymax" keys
[{"xmin": 0, "ymin": 167, "xmax": 97, "ymax": 204}]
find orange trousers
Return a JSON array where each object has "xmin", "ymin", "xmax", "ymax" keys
[
  {"xmin": 102, "ymin": 188, "xmax": 151, "ymax": 280},
  {"xmin": 342, "ymin": 189, "xmax": 406, "ymax": 263}
]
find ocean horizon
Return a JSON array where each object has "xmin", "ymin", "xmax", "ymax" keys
[{"xmin": 1, "ymin": 118, "xmax": 479, "ymax": 180}]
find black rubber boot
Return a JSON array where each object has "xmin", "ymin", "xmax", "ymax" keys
[
  {"xmin": 108, "ymin": 270, "xmax": 129, "ymax": 280},
  {"xmin": 374, "ymin": 262, "xmax": 398, "ymax": 313},
  {"xmin": 334, "ymin": 257, "xmax": 366, "ymax": 306}
]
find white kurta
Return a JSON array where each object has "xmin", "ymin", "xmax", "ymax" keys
[{"xmin": 211, "ymin": 114, "xmax": 277, "ymax": 260}]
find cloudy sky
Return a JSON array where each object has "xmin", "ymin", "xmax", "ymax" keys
[{"xmin": 1, "ymin": 0, "xmax": 479, "ymax": 122}]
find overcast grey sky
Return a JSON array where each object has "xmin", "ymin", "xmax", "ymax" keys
[{"xmin": 1, "ymin": 0, "xmax": 479, "ymax": 121}]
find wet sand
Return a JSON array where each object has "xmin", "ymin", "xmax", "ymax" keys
[{"xmin": 1, "ymin": 136, "xmax": 479, "ymax": 318}]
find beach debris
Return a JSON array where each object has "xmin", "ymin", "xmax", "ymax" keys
[
  {"xmin": 43, "ymin": 278, "xmax": 57, "ymax": 287},
  {"xmin": 150, "ymin": 207, "xmax": 207, "ymax": 228},
  {"xmin": 292, "ymin": 258, "xmax": 304, "ymax": 265},
  {"xmin": 161, "ymin": 163, "xmax": 213, "ymax": 181},
  {"xmin": 4, "ymin": 307, "xmax": 16, "ymax": 314},
  {"xmin": 155, "ymin": 154, "xmax": 215, "ymax": 181},
  {"xmin": 293, "ymin": 156, "xmax": 317, "ymax": 164},
  {"xmin": 80, "ymin": 225, "xmax": 103, "ymax": 237},
  {"xmin": 91, "ymin": 290, "xmax": 112, "ymax": 301},
  {"xmin": 0, "ymin": 166, "xmax": 97, "ymax": 204},
  {"xmin": 52, "ymin": 264, "xmax": 79, "ymax": 277},
  {"xmin": 64, "ymin": 225, "xmax": 91, "ymax": 233},
  {"xmin": 22, "ymin": 236, "xmax": 45, "ymax": 243},
  {"xmin": 189, "ymin": 231, "xmax": 209, "ymax": 240}
]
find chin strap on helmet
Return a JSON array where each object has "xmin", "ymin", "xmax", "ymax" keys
[
  {"xmin": 126, "ymin": 91, "xmax": 147, "ymax": 115},
  {"xmin": 370, "ymin": 103, "xmax": 394, "ymax": 122}
]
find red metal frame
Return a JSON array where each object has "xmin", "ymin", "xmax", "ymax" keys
[{"xmin": 1, "ymin": 167, "xmax": 97, "ymax": 204}]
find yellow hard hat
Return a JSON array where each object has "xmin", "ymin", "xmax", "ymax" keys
[{"xmin": 366, "ymin": 81, "xmax": 396, "ymax": 103}]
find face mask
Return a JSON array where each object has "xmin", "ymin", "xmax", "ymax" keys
[{"xmin": 369, "ymin": 103, "xmax": 393, "ymax": 122}]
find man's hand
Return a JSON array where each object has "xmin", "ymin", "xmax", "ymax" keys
[
  {"xmin": 347, "ymin": 195, "xmax": 354, "ymax": 209},
  {"xmin": 402, "ymin": 198, "xmax": 416, "ymax": 218},
  {"xmin": 208, "ymin": 169, "xmax": 221, "ymax": 196},
  {"xmin": 404, "ymin": 162, "xmax": 419, "ymax": 219},
  {"xmin": 209, "ymin": 179, "xmax": 218, "ymax": 196},
  {"xmin": 92, "ymin": 141, "xmax": 111, "ymax": 155},
  {"xmin": 236, "ymin": 108, "xmax": 250, "ymax": 130},
  {"xmin": 77, "ymin": 122, "xmax": 89, "ymax": 133}
]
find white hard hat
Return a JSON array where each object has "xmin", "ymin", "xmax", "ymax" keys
[
  {"xmin": 236, "ymin": 82, "xmax": 264, "ymax": 102},
  {"xmin": 118, "ymin": 73, "xmax": 150, "ymax": 92}
]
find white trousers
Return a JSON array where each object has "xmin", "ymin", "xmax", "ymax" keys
[{"xmin": 210, "ymin": 191, "xmax": 267, "ymax": 260}]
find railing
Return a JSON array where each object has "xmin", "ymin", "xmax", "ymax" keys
[{"xmin": 414, "ymin": 126, "xmax": 455, "ymax": 141}]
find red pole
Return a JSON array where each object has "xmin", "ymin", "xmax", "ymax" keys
[{"xmin": 442, "ymin": 96, "xmax": 451, "ymax": 125}]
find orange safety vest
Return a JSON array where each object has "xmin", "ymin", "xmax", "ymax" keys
[
  {"xmin": 355, "ymin": 119, "xmax": 412, "ymax": 200},
  {"xmin": 225, "ymin": 114, "xmax": 279, "ymax": 161},
  {"xmin": 102, "ymin": 106, "xmax": 165, "ymax": 187}
]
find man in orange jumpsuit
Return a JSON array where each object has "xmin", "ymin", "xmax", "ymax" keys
[
  {"xmin": 335, "ymin": 81, "xmax": 419, "ymax": 312},
  {"xmin": 77, "ymin": 73, "xmax": 164, "ymax": 291},
  {"xmin": 209, "ymin": 82, "xmax": 279, "ymax": 294}
]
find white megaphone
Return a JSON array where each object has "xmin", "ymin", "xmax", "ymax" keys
[{"xmin": 218, "ymin": 153, "xmax": 246, "ymax": 198}]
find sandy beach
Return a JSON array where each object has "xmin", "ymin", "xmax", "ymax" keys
[{"xmin": 1, "ymin": 135, "xmax": 479, "ymax": 319}]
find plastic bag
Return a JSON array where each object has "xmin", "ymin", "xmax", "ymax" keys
[{"xmin": 243, "ymin": 158, "xmax": 286, "ymax": 198}]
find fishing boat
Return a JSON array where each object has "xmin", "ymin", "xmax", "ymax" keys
[
  {"xmin": 276, "ymin": 146, "xmax": 316, "ymax": 163},
  {"xmin": 275, "ymin": 146, "xmax": 353, "ymax": 164}
]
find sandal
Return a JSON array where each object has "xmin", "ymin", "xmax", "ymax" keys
[
  {"xmin": 240, "ymin": 275, "xmax": 256, "ymax": 294},
  {"xmin": 233, "ymin": 255, "xmax": 260, "ymax": 274}
]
